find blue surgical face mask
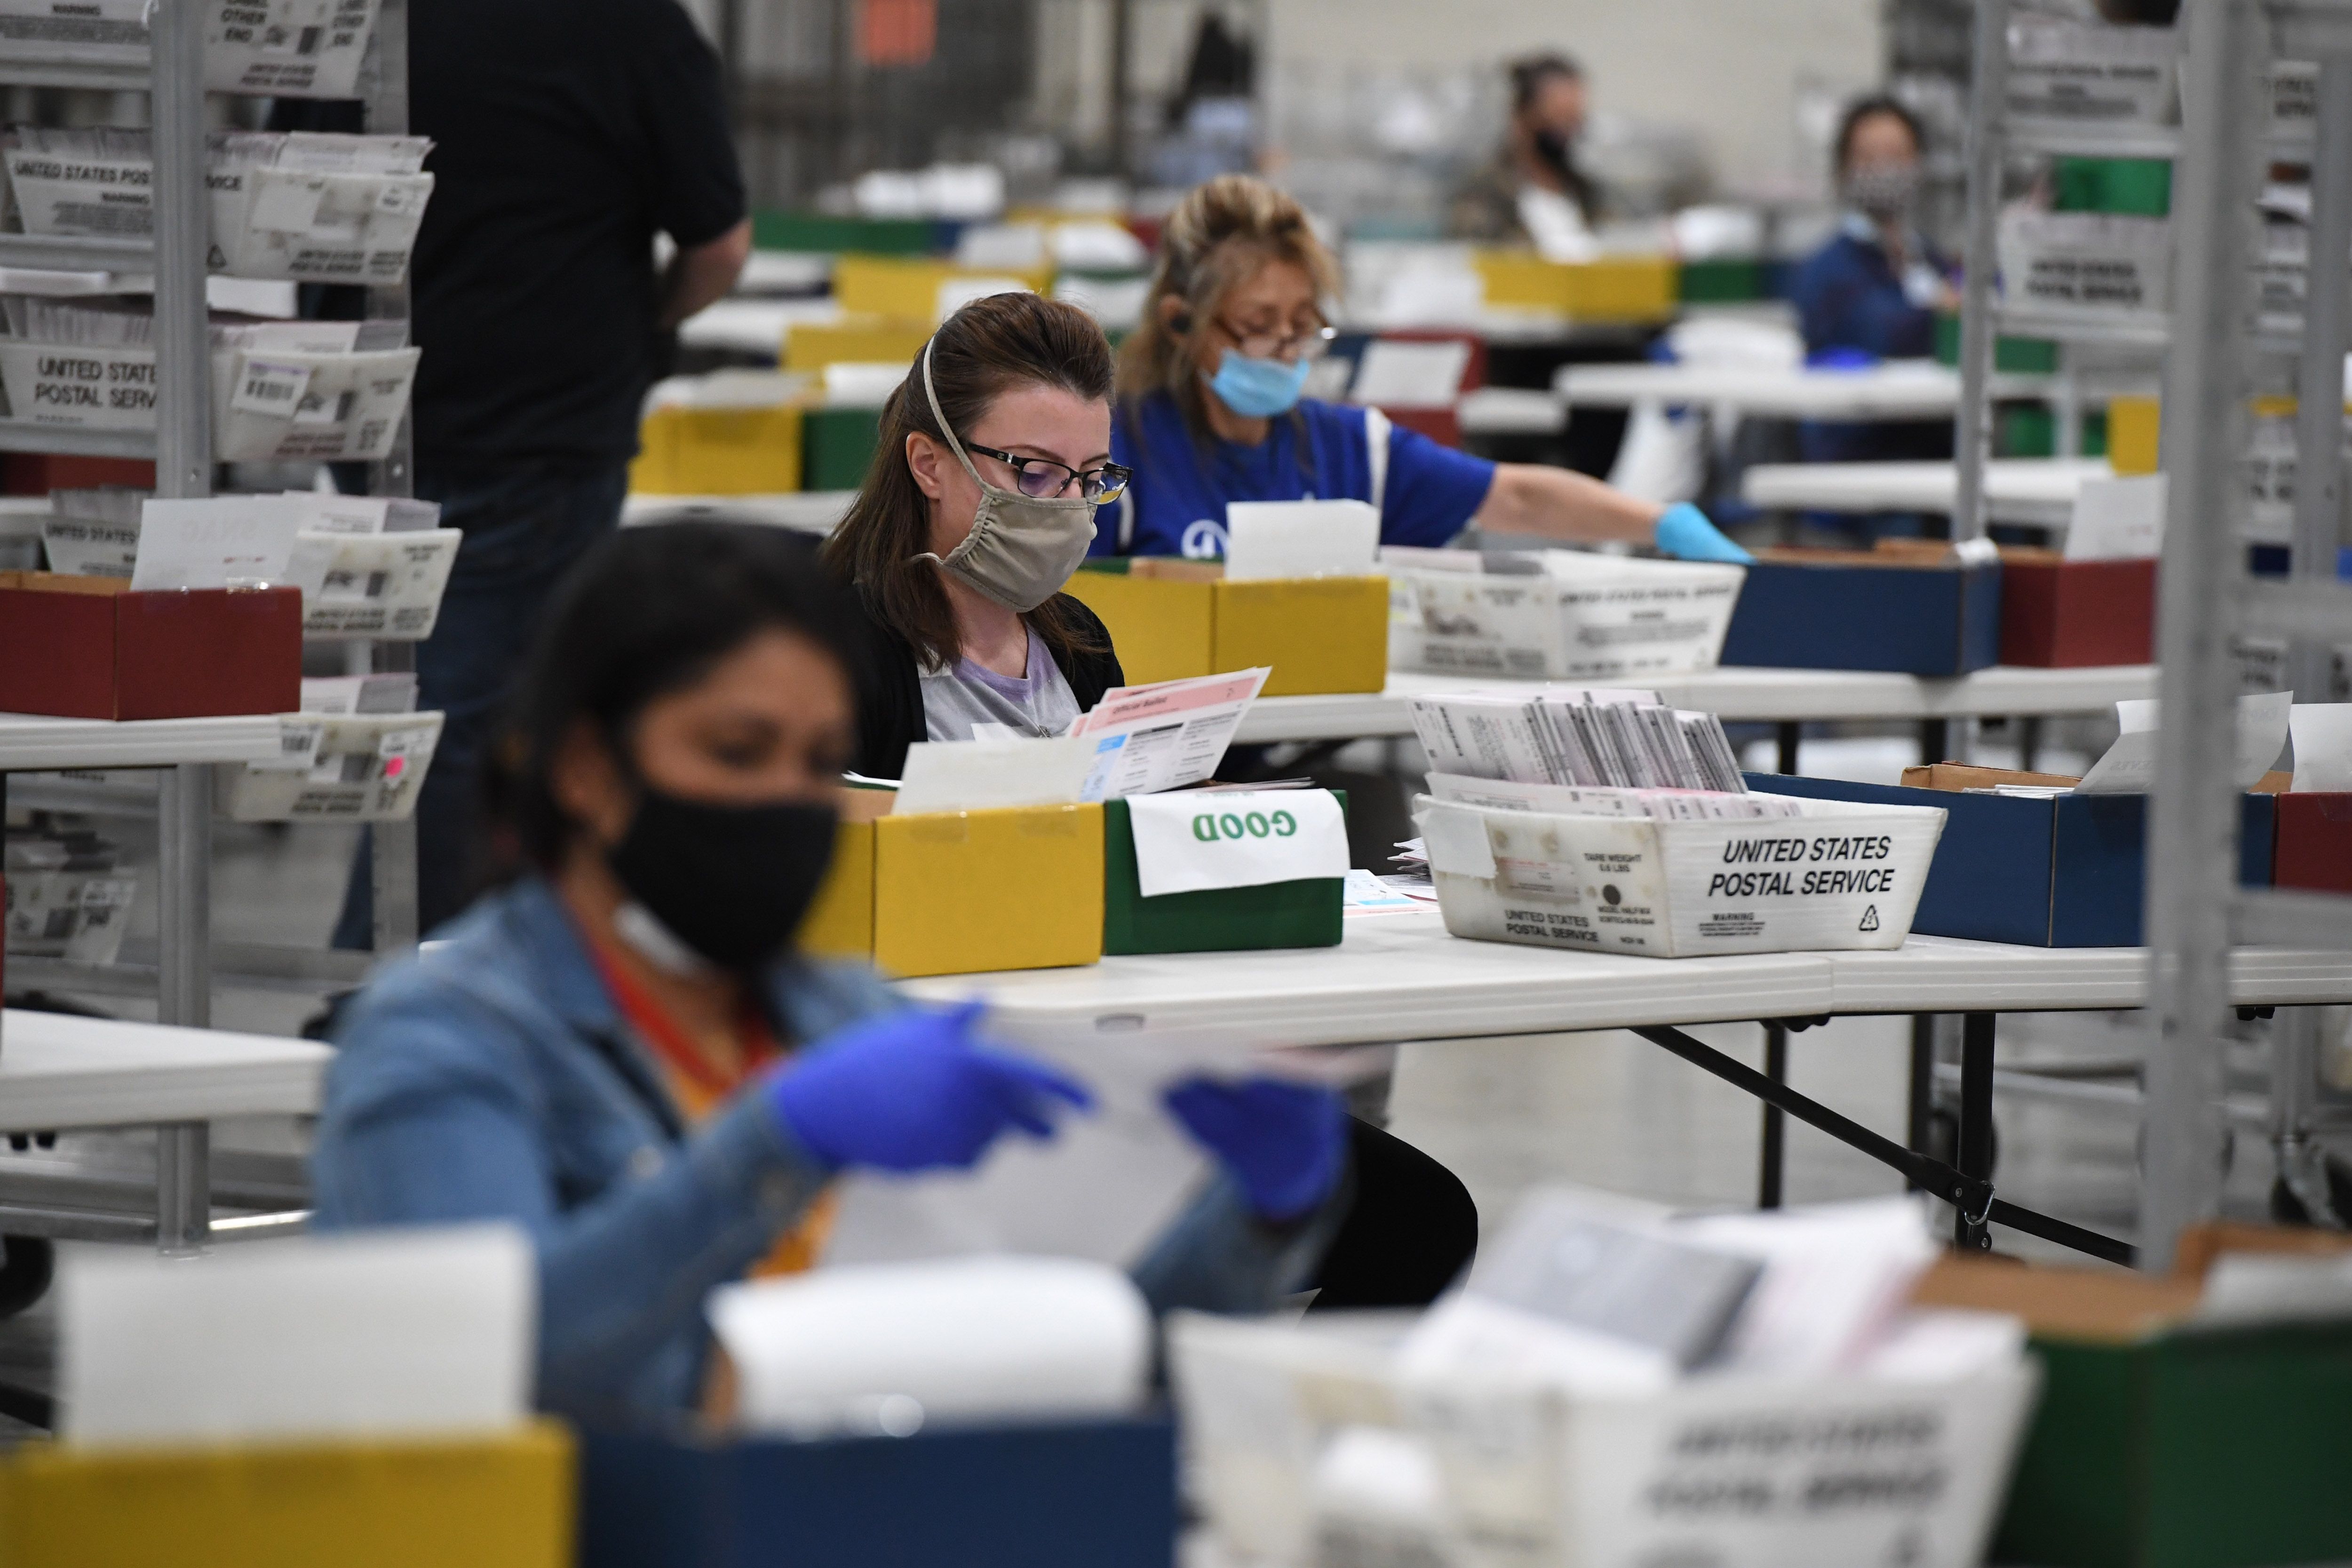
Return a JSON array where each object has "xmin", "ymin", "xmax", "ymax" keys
[{"xmin": 1207, "ymin": 348, "xmax": 1312, "ymax": 419}]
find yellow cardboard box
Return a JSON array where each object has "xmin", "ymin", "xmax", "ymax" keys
[
  {"xmin": 1473, "ymin": 252, "xmax": 1678, "ymax": 322},
  {"xmin": 783, "ymin": 315, "xmax": 937, "ymax": 374},
  {"xmin": 798, "ymin": 793, "xmax": 1104, "ymax": 978},
  {"xmin": 2106, "ymin": 395, "xmax": 2161, "ymax": 475},
  {"xmin": 1063, "ymin": 560, "xmax": 1389, "ymax": 696},
  {"xmin": 830, "ymin": 256, "xmax": 1056, "ymax": 321},
  {"xmin": 631, "ymin": 402, "xmax": 803, "ymax": 495},
  {"xmin": 0, "ymin": 1422, "xmax": 574, "ymax": 1568}
]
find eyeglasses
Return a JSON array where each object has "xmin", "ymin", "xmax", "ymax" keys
[
  {"xmin": 963, "ymin": 442, "xmax": 1132, "ymax": 502},
  {"xmin": 1215, "ymin": 317, "xmax": 1336, "ymax": 362}
]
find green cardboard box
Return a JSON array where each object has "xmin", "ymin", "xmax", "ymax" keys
[
  {"xmin": 1918, "ymin": 1247, "xmax": 2352, "ymax": 1568},
  {"xmin": 1995, "ymin": 1324, "xmax": 2352, "ymax": 1568},
  {"xmin": 1102, "ymin": 793, "xmax": 1346, "ymax": 956},
  {"xmin": 802, "ymin": 406, "xmax": 882, "ymax": 492}
]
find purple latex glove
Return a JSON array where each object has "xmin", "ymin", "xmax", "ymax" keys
[
  {"xmin": 769, "ymin": 1001, "xmax": 1093, "ymax": 1172},
  {"xmin": 1164, "ymin": 1076, "xmax": 1348, "ymax": 1222}
]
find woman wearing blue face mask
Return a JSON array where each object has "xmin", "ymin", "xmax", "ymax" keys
[{"xmin": 1098, "ymin": 174, "xmax": 1749, "ymax": 566}]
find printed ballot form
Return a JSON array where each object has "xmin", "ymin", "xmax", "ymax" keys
[{"xmin": 1069, "ymin": 667, "xmax": 1271, "ymax": 801}]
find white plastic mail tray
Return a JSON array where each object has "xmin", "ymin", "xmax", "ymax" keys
[{"xmin": 1421, "ymin": 794, "xmax": 1946, "ymax": 958}]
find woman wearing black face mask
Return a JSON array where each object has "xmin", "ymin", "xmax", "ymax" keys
[
  {"xmin": 1449, "ymin": 53, "xmax": 1603, "ymax": 260},
  {"xmin": 312, "ymin": 522, "xmax": 1359, "ymax": 1427}
]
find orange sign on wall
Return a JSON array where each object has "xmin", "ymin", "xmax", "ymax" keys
[{"xmin": 859, "ymin": 0, "xmax": 935, "ymax": 66}]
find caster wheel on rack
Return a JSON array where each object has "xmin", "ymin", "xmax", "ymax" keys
[{"xmin": 2269, "ymin": 1155, "xmax": 2352, "ymax": 1228}]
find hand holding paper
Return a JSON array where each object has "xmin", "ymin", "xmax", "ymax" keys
[{"xmin": 768, "ymin": 1001, "xmax": 1095, "ymax": 1173}]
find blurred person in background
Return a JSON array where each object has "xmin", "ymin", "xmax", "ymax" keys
[
  {"xmin": 315, "ymin": 522, "xmax": 1362, "ymax": 1425},
  {"xmin": 1787, "ymin": 96, "xmax": 1960, "ymax": 481},
  {"xmin": 331, "ymin": 0, "xmax": 754, "ymax": 950},
  {"xmin": 1449, "ymin": 53, "xmax": 1604, "ymax": 261},
  {"xmin": 1102, "ymin": 174, "xmax": 1748, "ymax": 565}
]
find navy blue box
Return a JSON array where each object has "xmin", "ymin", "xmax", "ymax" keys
[
  {"xmin": 1721, "ymin": 555, "xmax": 2002, "ymax": 675},
  {"xmin": 579, "ymin": 1417, "xmax": 1176, "ymax": 1568},
  {"xmin": 1749, "ymin": 772, "xmax": 2275, "ymax": 947}
]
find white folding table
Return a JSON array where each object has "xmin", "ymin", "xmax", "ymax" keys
[
  {"xmin": 1740, "ymin": 457, "xmax": 2115, "ymax": 529},
  {"xmin": 1235, "ymin": 667, "xmax": 2157, "ymax": 774},
  {"xmin": 901, "ymin": 913, "xmax": 2352, "ymax": 1265},
  {"xmin": 0, "ymin": 1007, "xmax": 328, "ymax": 1251},
  {"xmin": 1552, "ymin": 361, "xmax": 2056, "ymax": 420}
]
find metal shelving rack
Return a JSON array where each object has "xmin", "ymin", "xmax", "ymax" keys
[
  {"xmin": 0, "ymin": 0, "xmax": 421, "ymax": 1027},
  {"xmin": 1953, "ymin": 0, "xmax": 2352, "ymax": 1267}
]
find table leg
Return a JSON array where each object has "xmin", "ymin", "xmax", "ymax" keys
[
  {"xmin": 1906, "ymin": 1014, "xmax": 1939, "ymax": 1189},
  {"xmin": 1955, "ymin": 1012, "xmax": 1996, "ymax": 1250},
  {"xmin": 2018, "ymin": 715, "xmax": 2044, "ymax": 775},
  {"xmin": 155, "ymin": 1122, "xmax": 209, "ymax": 1255},
  {"xmin": 1759, "ymin": 1023, "xmax": 1789, "ymax": 1209},
  {"xmin": 1919, "ymin": 718, "xmax": 1950, "ymax": 768},
  {"xmin": 1774, "ymin": 722, "xmax": 1801, "ymax": 776},
  {"xmin": 156, "ymin": 763, "xmax": 213, "ymax": 1029}
]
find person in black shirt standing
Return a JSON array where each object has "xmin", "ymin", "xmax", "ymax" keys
[{"xmin": 338, "ymin": 0, "xmax": 751, "ymax": 942}]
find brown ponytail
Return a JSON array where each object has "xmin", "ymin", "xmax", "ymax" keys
[{"xmin": 820, "ymin": 290, "xmax": 1113, "ymax": 671}]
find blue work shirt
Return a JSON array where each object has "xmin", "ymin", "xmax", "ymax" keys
[
  {"xmin": 313, "ymin": 875, "xmax": 1337, "ymax": 1429},
  {"xmin": 1790, "ymin": 217, "xmax": 1949, "ymax": 361},
  {"xmin": 1097, "ymin": 390, "xmax": 1496, "ymax": 559}
]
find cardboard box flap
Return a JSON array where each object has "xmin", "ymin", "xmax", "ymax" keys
[
  {"xmin": 1910, "ymin": 1253, "xmax": 2200, "ymax": 1343},
  {"xmin": 1127, "ymin": 557, "xmax": 1225, "ymax": 583},
  {"xmin": 2172, "ymin": 1220, "xmax": 2352, "ymax": 1282},
  {"xmin": 0, "ymin": 570, "xmax": 130, "ymax": 597},
  {"xmin": 1901, "ymin": 761, "xmax": 2084, "ymax": 791}
]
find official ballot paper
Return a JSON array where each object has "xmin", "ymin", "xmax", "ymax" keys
[{"xmin": 1069, "ymin": 667, "xmax": 1271, "ymax": 800}]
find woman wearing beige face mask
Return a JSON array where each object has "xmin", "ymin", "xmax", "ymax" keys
[
  {"xmin": 823, "ymin": 290, "xmax": 1132, "ymax": 780},
  {"xmin": 824, "ymin": 289, "xmax": 1480, "ymax": 1315}
]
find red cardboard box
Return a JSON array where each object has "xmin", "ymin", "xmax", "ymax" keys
[
  {"xmin": 2275, "ymin": 793, "xmax": 2352, "ymax": 895},
  {"xmin": 0, "ymin": 573, "xmax": 301, "ymax": 719},
  {"xmin": 1999, "ymin": 549, "xmax": 2157, "ymax": 667}
]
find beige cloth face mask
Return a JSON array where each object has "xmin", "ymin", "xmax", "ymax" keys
[{"xmin": 911, "ymin": 335, "xmax": 1100, "ymax": 613}]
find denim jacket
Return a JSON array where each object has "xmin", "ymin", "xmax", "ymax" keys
[{"xmin": 312, "ymin": 876, "xmax": 1334, "ymax": 1428}]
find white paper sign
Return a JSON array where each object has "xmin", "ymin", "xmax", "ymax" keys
[
  {"xmin": 1419, "ymin": 802, "xmax": 1500, "ymax": 880},
  {"xmin": 129, "ymin": 496, "xmax": 303, "ymax": 590},
  {"xmin": 2076, "ymin": 691, "xmax": 2292, "ymax": 793},
  {"xmin": 60, "ymin": 1225, "xmax": 532, "ymax": 1448},
  {"xmin": 2290, "ymin": 703, "xmax": 2352, "ymax": 793},
  {"xmin": 1350, "ymin": 338, "xmax": 1472, "ymax": 409},
  {"xmin": 1127, "ymin": 788, "xmax": 1349, "ymax": 898},
  {"xmin": 1223, "ymin": 500, "xmax": 1381, "ymax": 581},
  {"xmin": 894, "ymin": 735, "xmax": 1095, "ymax": 816},
  {"xmin": 2066, "ymin": 472, "xmax": 2166, "ymax": 561}
]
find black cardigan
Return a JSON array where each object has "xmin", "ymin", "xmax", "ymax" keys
[{"xmin": 843, "ymin": 589, "xmax": 1126, "ymax": 780}]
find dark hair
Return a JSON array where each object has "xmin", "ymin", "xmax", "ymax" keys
[
  {"xmin": 1834, "ymin": 94, "xmax": 1925, "ymax": 175},
  {"xmin": 1509, "ymin": 52, "xmax": 1582, "ymax": 113},
  {"xmin": 495, "ymin": 520, "xmax": 866, "ymax": 868},
  {"xmin": 821, "ymin": 290, "xmax": 1113, "ymax": 672},
  {"xmin": 1506, "ymin": 53, "xmax": 1597, "ymax": 223}
]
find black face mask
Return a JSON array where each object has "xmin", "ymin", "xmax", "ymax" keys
[
  {"xmin": 606, "ymin": 784, "xmax": 840, "ymax": 974},
  {"xmin": 1531, "ymin": 127, "xmax": 1576, "ymax": 179}
]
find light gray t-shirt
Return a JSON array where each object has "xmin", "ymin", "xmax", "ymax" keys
[{"xmin": 919, "ymin": 624, "xmax": 1081, "ymax": 743}]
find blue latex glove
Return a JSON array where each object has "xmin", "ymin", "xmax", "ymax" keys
[
  {"xmin": 1163, "ymin": 1076, "xmax": 1348, "ymax": 1223},
  {"xmin": 1653, "ymin": 502, "xmax": 1754, "ymax": 565},
  {"xmin": 769, "ymin": 1001, "xmax": 1093, "ymax": 1173}
]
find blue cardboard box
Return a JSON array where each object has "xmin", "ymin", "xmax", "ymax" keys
[
  {"xmin": 1721, "ymin": 549, "xmax": 2002, "ymax": 676},
  {"xmin": 578, "ymin": 1417, "xmax": 1176, "ymax": 1568},
  {"xmin": 1749, "ymin": 769, "xmax": 2275, "ymax": 947}
]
